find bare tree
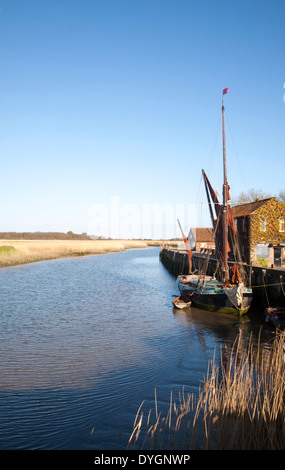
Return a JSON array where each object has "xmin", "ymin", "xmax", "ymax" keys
[
  {"xmin": 278, "ymin": 190, "xmax": 285, "ymax": 204},
  {"xmin": 232, "ymin": 188, "xmax": 271, "ymax": 206}
]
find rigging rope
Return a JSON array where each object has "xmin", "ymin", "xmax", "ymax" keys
[
  {"xmin": 225, "ymin": 111, "xmax": 248, "ymax": 195},
  {"xmin": 281, "ymin": 279, "xmax": 285, "ymax": 297},
  {"xmin": 262, "ymin": 270, "xmax": 270, "ymax": 307},
  {"xmin": 251, "ymin": 281, "xmax": 285, "ymax": 289},
  {"xmin": 200, "ymin": 210, "xmax": 222, "ymax": 275}
]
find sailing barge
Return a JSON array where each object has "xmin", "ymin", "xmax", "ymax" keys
[
  {"xmin": 177, "ymin": 89, "xmax": 253, "ymax": 315},
  {"xmin": 178, "ymin": 274, "xmax": 252, "ymax": 315}
]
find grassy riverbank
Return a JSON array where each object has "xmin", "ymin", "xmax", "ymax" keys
[
  {"xmin": 128, "ymin": 329, "xmax": 285, "ymax": 450},
  {"xmin": 0, "ymin": 239, "xmax": 167, "ymax": 268}
]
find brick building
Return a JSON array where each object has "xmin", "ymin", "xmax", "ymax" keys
[
  {"xmin": 188, "ymin": 227, "xmax": 215, "ymax": 252},
  {"xmin": 231, "ymin": 197, "xmax": 285, "ymax": 267}
]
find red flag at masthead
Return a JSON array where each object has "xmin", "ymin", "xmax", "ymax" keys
[{"xmin": 223, "ymin": 88, "xmax": 229, "ymax": 95}]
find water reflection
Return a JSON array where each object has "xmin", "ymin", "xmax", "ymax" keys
[
  {"xmin": 0, "ymin": 247, "xmax": 276, "ymax": 449},
  {"xmin": 173, "ymin": 304, "xmax": 275, "ymax": 346}
]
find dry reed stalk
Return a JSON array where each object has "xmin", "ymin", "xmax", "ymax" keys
[{"xmin": 128, "ymin": 330, "xmax": 285, "ymax": 450}]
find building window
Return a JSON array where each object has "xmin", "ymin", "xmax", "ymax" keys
[
  {"xmin": 279, "ymin": 219, "xmax": 284, "ymax": 232},
  {"xmin": 256, "ymin": 244, "xmax": 270, "ymax": 258},
  {"xmin": 260, "ymin": 218, "xmax": 266, "ymax": 231}
]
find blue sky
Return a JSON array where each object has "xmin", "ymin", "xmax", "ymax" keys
[{"xmin": 0, "ymin": 0, "xmax": 284, "ymax": 238}]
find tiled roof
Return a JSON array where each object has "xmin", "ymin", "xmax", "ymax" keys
[
  {"xmin": 231, "ymin": 197, "xmax": 275, "ymax": 218},
  {"xmin": 190, "ymin": 227, "xmax": 214, "ymax": 242}
]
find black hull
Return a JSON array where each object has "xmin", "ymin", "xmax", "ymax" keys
[
  {"xmin": 180, "ymin": 288, "xmax": 253, "ymax": 315},
  {"xmin": 265, "ymin": 307, "xmax": 285, "ymax": 328}
]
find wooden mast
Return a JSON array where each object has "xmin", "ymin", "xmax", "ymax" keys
[
  {"xmin": 222, "ymin": 97, "xmax": 229, "ymax": 281},
  {"xmin": 177, "ymin": 219, "xmax": 192, "ymax": 273}
]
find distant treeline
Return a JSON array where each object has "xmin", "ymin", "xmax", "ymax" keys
[{"xmin": 0, "ymin": 231, "xmax": 92, "ymax": 240}]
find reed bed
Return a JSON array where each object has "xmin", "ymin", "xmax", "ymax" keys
[
  {"xmin": 0, "ymin": 239, "xmax": 162, "ymax": 268},
  {"xmin": 128, "ymin": 330, "xmax": 285, "ymax": 450}
]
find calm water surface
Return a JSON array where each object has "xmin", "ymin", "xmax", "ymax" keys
[{"xmin": 0, "ymin": 247, "xmax": 274, "ymax": 449}]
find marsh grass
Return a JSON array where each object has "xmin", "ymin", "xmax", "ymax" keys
[
  {"xmin": 0, "ymin": 245, "xmax": 17, "ymax": 255},
  {"xmin": 128, "ymin": 330, "xmax": 285, "ymax": 450},
  {"xmin": 0, "ymin": 239, "xmax": 162, "ymax": 268}
]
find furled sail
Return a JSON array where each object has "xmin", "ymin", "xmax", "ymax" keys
[{"xmin": 202, "ymin": 169, "xmax": 240, "ymax": 275}]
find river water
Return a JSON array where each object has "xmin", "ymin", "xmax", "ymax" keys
[{"xmin": 0, "ymin": 247, "xmax": 275, "ymax": 449}]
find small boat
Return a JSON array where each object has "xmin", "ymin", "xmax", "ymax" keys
[
  {"xmin": 265, "ymin": 307, "xmax": 285, "ymax": 328},
  {"xmin": 172, "ymin": 296, "xmax": 192, "ymax": 309}
]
